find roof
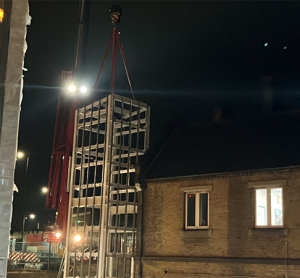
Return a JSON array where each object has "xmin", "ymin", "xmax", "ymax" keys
[{"xmin": 142, "ymin": 112, "xmax": 300, "ymax": 180}]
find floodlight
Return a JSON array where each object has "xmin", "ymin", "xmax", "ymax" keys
[
  {"xmin": 68, "ymin": 84, "xmax": 76, "ymax": 93},
  {"xmin": 80, "ymin": 86, "xmax": 87, "ymax": 94}
]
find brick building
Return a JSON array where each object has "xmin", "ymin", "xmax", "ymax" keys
[{"xmin": 140, "ymin": 113, "xmax": 300, "ymax": 278}]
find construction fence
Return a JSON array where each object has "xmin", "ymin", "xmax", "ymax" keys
[{"xmin": 7, "ymin": 242, "xmax": 63, "ymax": 271}]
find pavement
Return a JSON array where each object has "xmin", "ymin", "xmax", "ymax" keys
[{"xmin": 7, "ymin": 270, "xmax": 58, "ymax": 278}]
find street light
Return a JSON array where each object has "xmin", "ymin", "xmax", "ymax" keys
[
  {"xmin": 42, "ymin": 187, "xmax": 48, "ymax": 193},
  {"xmin": 17, "ymin": 151, "xmax": 24, "ymax": 159},
  {"xmin": 22, "ymin": 214, "xmax": 35, "ymax": 244},
  {"xmin": 16, "ymin": 150, "xmax": 29, "ymax": 178},
  {"xmin": 17, "ymin": 151, "xmax": 31, "ymax": 240}
]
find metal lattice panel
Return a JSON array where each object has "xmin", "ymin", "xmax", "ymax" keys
[{"xmin": 64, "ymin": 94, "xmax": 150, "ymax": 278}]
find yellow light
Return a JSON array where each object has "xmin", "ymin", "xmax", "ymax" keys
[
  {"xmin": 68, "ymin": 84, "xmax": 76, "ymax": 93},
  {"xmin": 56, "ymin": 232, "xmax": 61, "ymax": 238},
  {"xmin": 29, "ymin": 214, "xmax": 35, "ymax": 219},
  {"xmin": 42, "ymin": 187, "xmax": 48, "ymax": 193},
  {"xmin": 0, "ymin": 9, "xmax": 4, "ymax": 23},
  {"xmin": 74, "ymin": 235, "xmax": 81, "ymax": 242},
  {"xmin": 17, "ymin": 152, "xmax": 24, "ymax": 159}
]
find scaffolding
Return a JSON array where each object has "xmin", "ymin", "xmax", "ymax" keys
[{"xmin": 64, "ymin": 94, "xmax": 150, "ymax": 278}]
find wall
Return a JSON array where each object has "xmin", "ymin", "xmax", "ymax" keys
[
  {"xmin": 142, "ymin": 167, "xmax": 300, "ymax": 277},
  {"xmin": 0, "ymin": 1, "xmax": 30, "ymax": 277}
]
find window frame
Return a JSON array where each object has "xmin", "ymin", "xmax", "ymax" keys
[
  {"xmin": 254, "ymin": 187, "xmax": 284, "ymax": 228},
  {"xmin": 185, "ymin": 191, "xmax": 209, "ymax": 230}
]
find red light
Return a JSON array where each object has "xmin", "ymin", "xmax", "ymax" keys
[{"xmin": 189, "ymin": 195, "xmax": 192, "ymax": 197}]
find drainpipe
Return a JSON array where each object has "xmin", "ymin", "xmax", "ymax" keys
[{"xmin": 139, "ymin": 182, "xmax": 146, "ymax": 278}]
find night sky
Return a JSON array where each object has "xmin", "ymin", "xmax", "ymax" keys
[{"xmin": 12, "ymin": 1, "xmax": 300, "ymax": 232}]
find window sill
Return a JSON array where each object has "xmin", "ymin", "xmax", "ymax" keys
[
  {"xmin": 248, "ymin": 228, "xmax": 288, "ymax": 236},
  {"xmin": 185, "ymin": 227, "xmax": 209, "ymax": 230},
  {"xmin": 183, "ymin": 229, "xmax": 213, "ymax": 236}
]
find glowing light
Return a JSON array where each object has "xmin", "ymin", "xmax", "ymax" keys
[
  {"xmin": 80, "ymin": 86, "xmax": 87, "ymax": 94},
  {"xmin": 17, "ymin": 152, "xmax": 24, "ymax": 159},
  {"xmin": 56, "ymin": 232, "xmax": 61, "ymax": 238},
  {"xmin": 0, "ymin": 9, "xmax": 4, "ymax": 23},
  {"xmin": 68, "ymin": 84, "xmax": 76, "ymax": 93},
  {"xmin": 74, "ymin": 235, "xmax": 81, "ymax": 242},
  {"xmin": 283, "ymin": 46, "xmax": 287, "ymax": 50},
  {"xmin": 264, "ymin": 43, "xmax": 268, "ymax": 47},
  {"xmin": 42, "ymin": 187, "xmax": 48, "ymax": 193},
  {"xmin": 29, "ymin": 214, "xmax": 35, "ymax": 219}
]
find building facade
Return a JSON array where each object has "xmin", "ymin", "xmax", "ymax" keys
[
  {"xmin": 0, "ymin": 0, "xmax": 29, "ymax": 277},
  {"xmin": 142, "ymin": 167, "xmax": 300, "ymax": 278}
]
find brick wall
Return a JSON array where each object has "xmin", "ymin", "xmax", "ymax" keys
[{"xmin": 142, "ymin": 167, "xmax": 300, "ymax": 277}]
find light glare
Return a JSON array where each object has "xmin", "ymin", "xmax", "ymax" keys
[
  {"xmin": 42, "ymin": 187, "xmax": 48, "ymax": 193},
  {"xmin": 56, "ymin": 232, "xmax": 61, "ymax": 238},
  {"xmin": 68, "ymin": 84, "xmax": 76, "ymax": 93},
  {"xmin": 74, "ymin": 235, "xmax": 81, "ymax": 242},
  {"xmin": 29, "ymin": 214, "xmax": 35, "ymax": 219},
  {"xmin": 80, "ymin": 86, "xmax": 87, "ymax": 94}
]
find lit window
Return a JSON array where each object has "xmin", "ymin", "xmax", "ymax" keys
[
  {"xmin": 185, "ymin": 192, "xmax": 209, "ymax": 229},
  {"xmin": 255, "ymin": 187, "xmax": 283, "ymax": 227}
]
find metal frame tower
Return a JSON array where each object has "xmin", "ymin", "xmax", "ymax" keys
[{"xmin": 64, "ymin": 94, "xmax": 150, "ymax": 278}]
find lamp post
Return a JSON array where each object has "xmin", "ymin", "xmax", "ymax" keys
[
  {"xmin": 17, "ymin": 151, "xmax": 31, "ymax": 234},
  {"xmin": 22, "ymin": 216, "xmax": 27, "ymax": 242},
  {"xmin": 17, "ymin": 151, "xmax": 29, "ymax": 178},
  {"xmin": 22, "ymin": 214, "xmax": 35, "ymax": 251}
]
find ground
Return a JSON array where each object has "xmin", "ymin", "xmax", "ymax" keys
[{"xmin": 7, "ymin": 270, "xmax": 58, "ymax": 278}]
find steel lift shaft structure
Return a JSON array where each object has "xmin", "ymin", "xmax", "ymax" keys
[{"xmin": 64, "ymin": 95, "xmax": 150, "ymax": 278}]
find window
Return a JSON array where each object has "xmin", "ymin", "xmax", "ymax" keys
[
  {"xmin": 185, "ymin": 192, "xmax": 209, "ymax": 229},
  {"xmin": 255, "ymin": 187, "xmax": 283, "ymax": 228}
]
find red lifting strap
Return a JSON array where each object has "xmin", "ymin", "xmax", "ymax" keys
[
  {"xmin": 94, "ymin": 27, "xmax": 135, "ymax": 99},
  {"xmin": 117, "ymin": 31, "xmax": 135, "ymax": 99},
  {"xmin": 94, "ymin": 34, "xmax": 113, "ymax": 89}
]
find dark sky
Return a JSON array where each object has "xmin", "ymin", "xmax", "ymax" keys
[{"xmin": 12, "ymin": 1, "xmax": 300, "ymax": 231}]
